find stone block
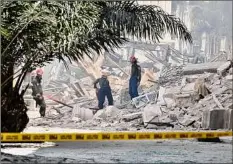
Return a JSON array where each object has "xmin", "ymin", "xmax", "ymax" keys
[
  {"xmin": 132, "ymin": 91, "xmax": 157, "ymax": 108},
  {"xmin": 202, "ymin": 109, "xmax": 226, "ymax": 130},
  {"xmin": 181, "ymin": 83, "xmax": 195, "ymax": 92},
  {"xmin": 122, "ymin": 112, "xmax": 142, "ymax": 122},
  {"xmin": 224, "ymin": 109, "xmax": 233, "ymax": 130},
  {"xmin": 217, "ymin": 61, "xmax": 232, "ymax": 76},
  {"xmin": 72, "ymin": 104, "xmax": 94, "ymax": 121},
  {"xmin": 164, "ymin": 98, "xmax": 176, "ymax": 108},
  {"xmin": 105, "ymin": 106, "xmax": 120, "ymax": 117},
  {"xmin": 142, "ymin": 104, "xmax": 162, "ymax": 126},
  {"xmin": 174, "ymin": 93, "xmax": 195, "ymax": 108},
  {"xmin": 93, "ymin": 109, "xmax": 106, "ymax": 120}
]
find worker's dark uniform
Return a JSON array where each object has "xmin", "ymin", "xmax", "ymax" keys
[
  {"xmin": 129, "ymin": 63, "xmax": 141, "ymax": 99},
  {"xmin": 31, "ymin": 76, "xmax": 46, "ymax": 117},
  {"xmin": 94, "ymin": 76, "xmax": 113, "ymax": 109}
]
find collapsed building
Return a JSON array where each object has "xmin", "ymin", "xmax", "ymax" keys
[{"xmin": 23, "ymin": 41, "xmax": 233, "ymax": 132}]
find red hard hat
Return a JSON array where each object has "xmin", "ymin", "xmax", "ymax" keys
[
  {"xmin": 130, "ymin": 56, "xmax": 136, "ymax": 62},
  {"xmin": 36, "ymin": 68, "xmax": 43, "ymax": 75}
]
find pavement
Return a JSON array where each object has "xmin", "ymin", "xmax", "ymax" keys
[{"xmin": 1, "ymin": 138, "xmax": 232, "ymax": 163}]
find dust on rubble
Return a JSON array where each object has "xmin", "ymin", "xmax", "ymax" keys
[{"xmin": 24, "ymin": 55, "xmax": 232, "ymax": 132}]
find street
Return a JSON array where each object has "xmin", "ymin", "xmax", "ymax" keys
[{"xmin": 2, "ymin": 139, "xmax": 232, "ymax": 163}]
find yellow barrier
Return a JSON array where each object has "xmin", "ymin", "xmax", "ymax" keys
[{"xmin": 1, "ymin": 131, "xmax": 232, "ymax": 142}]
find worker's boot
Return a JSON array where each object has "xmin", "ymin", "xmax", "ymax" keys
[{"xmin": 39, "ymin": 106, "xmax": 46, "ymax": 117}]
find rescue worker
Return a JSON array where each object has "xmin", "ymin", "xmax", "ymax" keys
[
  {"xmin": 129, "ymin": 56, "xmax": 141, "ymax": 100},
  {"xmin": 94, "ymin": 70, "xmax": 113, "ymax": 109},
  {"xmin": 31, "ymin": 68, "xmax": 46, "ymax": 117}
]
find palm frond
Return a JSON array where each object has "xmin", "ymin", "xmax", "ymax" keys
[{"xmin": 96, "ymin": 1, "xmax": 193, "ymax": 43}]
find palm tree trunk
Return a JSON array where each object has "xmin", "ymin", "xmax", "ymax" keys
[{"xmin": 1, "ymin": 66, "xmax": 29, "ymax": 132}]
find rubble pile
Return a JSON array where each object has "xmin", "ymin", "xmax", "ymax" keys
[
  {"xmin": 159, "ymin": 64, "xmax": 184, "ymax": 87},
  {"xmin": 25, "ymin": 52, "xmax": 232, "ymax": 132}
]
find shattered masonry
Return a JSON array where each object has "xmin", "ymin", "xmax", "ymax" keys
[{"xmin": 23, "ymin": 42, "xmax": 233, "ymax": 132}]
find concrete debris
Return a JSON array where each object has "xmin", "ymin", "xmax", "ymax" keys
[
  {"xmin": 174, "ymin": 93, "xmax": 195, "ymax": 108},
  {"xmin": 224, "ymin": 109, "xmax": 233, "ymax": 130},
  {"xmin": 225, "ymin": 75, "xmax": 233, "ymax": 81},
  {"xmin": 105, "ymin": 106, "xmax": 121, "ymax": 118},
  {"xmin": 25, "ymin": 57, "xmax": 232, "ymax": 131},
  {"xmin": 142, "ymin": 104, "xmax": 162, "ymax": 126},
  {"xmin": 93, "ymin": 109, "xmax": 107, "ymax": 120},
  {"xmin": 202, "ymin": 109, "xmax": 226, "ymax": 130},
  {"xmin": 72, "ymin": 104, "xmax": 94, "ymax": 121},
  {"xmin": 159, "ymin": 65, "xmax": 183, "ymax": 86},
  {"xmin": 183, "ymin": 62, "xmax": 225, "ymax": 75},
  {"xmin": 217, "ymin": 61, "xmax": 232, "ymax": 76},
  {"xmin": 122, "ymin": 112, "xmax": 142, "ymax": 122}
]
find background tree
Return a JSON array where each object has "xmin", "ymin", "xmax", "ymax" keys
[{"xmin": 1, "ymin": 1, "xmax": 192, "ymax": 132}]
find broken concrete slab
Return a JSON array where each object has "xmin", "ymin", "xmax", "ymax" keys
[
  {"xmin": 183, "ymin": 62, "xmax": 225, "ymax": 75},
  {"xmin": 164, "ymin": 97, "xmax": 176, "ymax": 108},
  {"xmin": 164, "ymin": 86, "xmax": 182, "ymax": 99},
  {"xmin": 174, "ymin": 93, "xmax": 195, "ymax": 108},
  {"xmin": 142, "ymin": 104, "xmax": 162, "ymax": 126},
  {"xmin": 105, "ymin": 106, "xmax": 120, "ymax": 117},
  {"xmin": 93, "ymin": 109, "xmax": 106, "ymax": 120},
  {"xmin": 72, "ymin": 104, "xmax": 94, "ymax": 121},
  {"xmin": 202, "ymin": 108, "xmax": 226, "ymax": 130},
  {"xmin": 217, "ymin": 61, "xmax": 232, "ymax": 76},
  {"xmin": 122, "ymin": 112, "xmax": 142, "ymax": 122},
  {"xmin": 181, "ymin": 83, "xmax": 195, "ymax": 92},
  {"xmin": 224, "ymin": 109, "xmax": 233, "ymax": 130}
]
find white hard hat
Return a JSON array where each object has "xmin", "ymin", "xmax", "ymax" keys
[{"xmin": 101, "ymin": 69, "xmax": 110, "ymax": 76}]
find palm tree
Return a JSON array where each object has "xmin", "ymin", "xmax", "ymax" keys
[{"xmin": 1, "ymin": 1, "xmax": 192, "ymax": 132}]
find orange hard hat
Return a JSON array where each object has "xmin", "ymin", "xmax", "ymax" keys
[{"xmin": 36, "ymin": 68, "xmax": 43, "ymax": 75}]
